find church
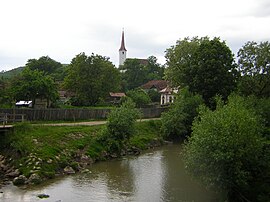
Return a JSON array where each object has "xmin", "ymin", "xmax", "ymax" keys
[
  {"xmin": 119, "ymin": 30, "xmax": 127, "ymax": 66},
  {"xmin": 118, "ymin": 30, "xmax": 148, "ymax": 67},
  {"xmin": 118, "ymin": 30, "xmax": 178, "ymax": 105}
]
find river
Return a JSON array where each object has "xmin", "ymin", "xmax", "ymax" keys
[{"xmin": 0, "ymin": 144, "xmax": 223, "ymax": 202}]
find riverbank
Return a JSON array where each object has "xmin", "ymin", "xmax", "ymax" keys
[{"xmin": 0, "ymin": 120, "xmax": 163, "ymax": 187}]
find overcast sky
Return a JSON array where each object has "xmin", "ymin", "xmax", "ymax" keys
[{"xmin": 0, "ymin": 0, "xmax": 270, "ymax": 71}]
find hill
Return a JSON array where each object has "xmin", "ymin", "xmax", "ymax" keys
[{"xmin": 0, "ymin": 66, "xmax": 25, "ymax": 79}]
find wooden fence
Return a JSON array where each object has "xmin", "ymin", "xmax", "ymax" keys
[
  {"xmin": 0, "ymin": 107, "xmax": 168, "ymax": 121},
  {"xmin": 0, "ymin": 113, "xmax": 25, "ymax": 124}
]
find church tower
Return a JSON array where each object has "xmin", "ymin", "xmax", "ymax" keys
[{"xmin": 119, "ymin": 30, "xmax": 127, "ymax": 66}]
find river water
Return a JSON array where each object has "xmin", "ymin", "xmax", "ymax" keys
[{"xmin": 0, "ymin": 144, "xmax": 223, "ymax": 202}]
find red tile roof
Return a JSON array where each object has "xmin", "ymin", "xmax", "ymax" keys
[{"xmin": 141, "ymin": 80, "xmax": 168, "ymax": 91}]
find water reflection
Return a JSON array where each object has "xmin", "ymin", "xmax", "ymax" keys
[
  {"xmin": 129, "ymin": 151, "xmax": 166, "ymax": 202},
  {"xmin": 0, "ymin": 144, "xmax": 220, "ymax": 202}
]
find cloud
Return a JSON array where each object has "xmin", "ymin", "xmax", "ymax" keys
[
  {"xmin": 252, "ymin": 0, "xmax": 270, "ymax": 17},
  {"xmin": 0, "ymin": 0, "xmax": 270, "ymax": 70}
]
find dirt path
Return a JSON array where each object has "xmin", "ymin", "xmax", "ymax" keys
[{"xmin": 36, "ymin": 118, "xmax": 161, "ymax": 127}]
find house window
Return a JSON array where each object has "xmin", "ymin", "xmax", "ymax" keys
[
  {"xmin": 162, "ymin": 96, "xmax": 165, "ymax": 105},
  {"xmin": 169, "ymin": 96, "xmax": 173, "ymax": 103}
]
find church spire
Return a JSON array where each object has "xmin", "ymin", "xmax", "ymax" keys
[
  {"xmin": 119, "ymin": 29, "xmax": 127, "ymax": 66},
  {"xmin": 119, "ymin": 30, "xmax": 127, "ymax": 51}
]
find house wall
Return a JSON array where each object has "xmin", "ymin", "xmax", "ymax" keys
[{"xmin": 160, "ymin": 93, "xmax": 174, "ymax": 105}]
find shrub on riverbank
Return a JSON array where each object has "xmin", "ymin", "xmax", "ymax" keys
[
  {"xmin": 100, "ymin": 99, "xmax": 141, "ymax": 153},
  {"xmin": 1, "ymin": 119, "xmax": 162, "ymax": 185},
  {"xmin": 161, "ymin": 88, "xmax": 203, "ymax": 140},
  {"xmin": 183, "ymin": 95, "xmax": 270, "ymax": 201}
]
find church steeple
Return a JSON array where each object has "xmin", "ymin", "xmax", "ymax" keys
[
  {"xmin": 119, "ymin": 30, "xmax": 127, "ymax": 51},
  {"xmin": 119, "ymin": 30, "xmax": 127, "ymax": 66}
]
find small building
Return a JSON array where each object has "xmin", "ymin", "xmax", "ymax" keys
[
  {"xmin": 141, "ymin": 80, "xmax": 168, "ymax": 92},
  {"xmin": 160, "ymin": 87, "xmax": 178, "ymax": 105},
  {"xmin": 15, "ymin": 101, "xmax": 33, "ymax": 108},
  {"xmin": 109, "ymin": 92, "xmax": 126, "ymax": 104}
]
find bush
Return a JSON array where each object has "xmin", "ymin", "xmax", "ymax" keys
[
  {"xmin": 161, "ymin": 88, "xmax": 203, "ymax": 140},
  {"xmin": 102, "ymin": 99, "xmax": 140, "ymax": 153},
  {"xmin": 126, "ymin": 88, "xmax": 151, "ymax": 107},
  {"xmin": 184, "ymin": 95, "xmax": 269, "ymax": 201},
  {"xmin": 147, "ymin": 89, "xmax": 160, "ymax": 103}
]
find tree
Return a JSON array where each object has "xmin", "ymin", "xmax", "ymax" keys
[
  {"xmin": 237, "ymin": 41, "xmax": 270, "ymax": 97},
  {"xmin": 161, "ymin": 88, "xmax": 203, "ymax": 140},
  {"xmin": 120, "ymin": 58, "xmax": 147, "ymax": 90},
  {"xmin": 0, "ymin": 78, "xmax": 12, "ymax": 107},
  {"xmin": 101, "ymin": 99, "xmax": 140, "ymax": 153},
  {"xmin": 165, "ymin": 37, "xmax": 238, "ymax": 105},
  {"xmin": 147, "ymin": 89, "xmax": 160, "ymax": 103},
  {"xmin": 26, "ymin": 56, "xmax": 62, "ymax": 75},
  {"xmin": 126, "ymin": 88, "xmax": 151, "ymax": 107},
  {"xmin": 10, "ymin": 68, "xmax": 58, "ymax": 107},
  {"xmin": 64, "ymin": 53, "xmax": 121, "ymax": 106},
  {"xmin": 184, "ymin": 95, "xmax": 269, "ymax": 201},
  {"xmin": 120, "ymin": 56, "xmax": 164, "ymax": 91},
  {"xmin": 145, "ymin": 56, "xmax": 165, "ymax": 81}
]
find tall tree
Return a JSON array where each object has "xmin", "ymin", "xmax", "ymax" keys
[
  {"xmin": 184, "ymin": 95, "xmax": 269, "ymax": 201},
  {"xmin": 237, "ymin": 41, "xmax": 270, "ymax": 97},
  {"xmin": 0, "ymin": 78, "xmax": 12, "ymax": 107},
  {"xmin": 10, "ymin": 68, "xmax": 58, "ymax": 107},
  {"xmin": 26, "ymin": 56, "xmax": 62, "ymax": 75},
  {"xmin": 120, "ymin": 58, "xmax": 147, "ymax": 90},
  {"xmin": 145, "ymin": 56, "xmax": 165, "ymax": 81},
  {"xmin": 120, "ymin": 56, "xmax": 164, "ymax": 91},
  {"xmin": 165, "ymin": 37, "xmax": 238, "ymax": 105},
  {"xmin": 64, "ymin": 53, "xmax": 121, "ymax": 106}
]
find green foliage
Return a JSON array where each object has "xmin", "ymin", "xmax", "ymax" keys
[
  {"xmin": 0, "ymin": 66, "xmax": 24, "ymax": 79},
  {"xmin": 165, "ymin": 37, "xmax": 238, "ymax": 106},
  {"xmin": 106, "ymin": 99, "xmax": 140, "ymax": 142},
  {"xmin": 130, "ymin": 120, "xmax": 162, "ymax": 149},
  {"xmin": 147, "ymin": 89, "xmax": 160, "ymax": 103},
  {"xmin": 184, "ymin": 95, "xmax": 269, "ymax": 201},
  {"xmin": 237, "ymin": 41, "xmax": 270, "ymax": 97},
  {"xmin": 161, "ymin": 88, "xmax": 203, "ymax": 140},
  {"xmin": 26, "ymin": 56, "xmax": 62, "ymax": 75},
  {"xmin": 120, "ymin": 56, "xmax": 164, "ymax": 91},
  {"xmin": 3, "ymin": 119, "xmax": 162, "ymax": 183},
  {"xmin": 126, "ymin": 88, "xmax": 151, "ymax": 107},
  {"xmin": 120, "ymin": 59, "xmax": 147, "ymax": 90},
  {"xmin": 145, "ymin": 56, "xmax": 165, "ymax": 81},
  {"xmin": 10, "ymin": 67, "xmax": 59, "ymax": 106},
  {"xmin": 0, "ymin": 78, "xmax": 13, "ymax": 108},
  {"xmin": 64, "ymin": 53, "xmax": 121, "ymax": 106},
  {"xmin": 242, "ymin": 96, "xmax": 270, "ymax": 139}
]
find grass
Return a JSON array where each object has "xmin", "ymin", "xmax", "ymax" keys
[
  {"xmin": 130, "ymin": 120, "xmax": 162, "ymax": 149},
  {"xmin": 2, "ymin": 120, "xmax": 162, "ymax": 180}
]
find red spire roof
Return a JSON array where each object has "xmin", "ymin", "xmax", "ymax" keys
[{"xmin": 119, "ymin": 30, "xmax": 127, "ymax": 51}]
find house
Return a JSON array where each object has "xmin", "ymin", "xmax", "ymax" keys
[
  {"xmin": 141, "ymin": 80, "xmax": 178, "ymax": 105},
  {"xmin": 141, "ymin": 80, "xmax": 168, "ymax": 92},
  {"xmin": 160, "ymin": 87, "xmax": 178, "ymax": 105},
  {"xmin": 109, "ymin": 92, "xmax": 126, "ymax": 104}
]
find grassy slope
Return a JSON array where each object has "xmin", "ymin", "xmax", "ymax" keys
[
  {"xmin": 2, "ymin": 120, "xmax": 162, "ymax": 180},
  {"xmin": 0, "ymin": 67, "xmax": 24, "ymax": 79}
]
